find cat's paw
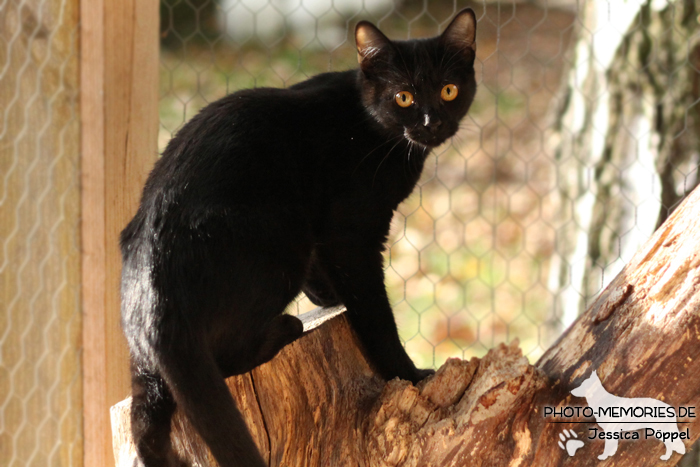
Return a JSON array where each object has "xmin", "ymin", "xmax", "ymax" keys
[{"xmin": 409, "ymin": 368, "xmax": 435, "ymax": 384}]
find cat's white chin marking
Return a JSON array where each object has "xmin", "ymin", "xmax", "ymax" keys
[{"xmin": 403, "ymin": 128, "xmax": 428, "ymax": 149}]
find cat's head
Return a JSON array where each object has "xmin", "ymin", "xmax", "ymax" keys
[{"xmin": 356, "ymin": 9, "xmax": 477, "ymax": 148}]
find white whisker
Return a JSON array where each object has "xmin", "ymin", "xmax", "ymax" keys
[{"xmin": 403, "ymin": 128, "xmax": 428, "ymax": 150}]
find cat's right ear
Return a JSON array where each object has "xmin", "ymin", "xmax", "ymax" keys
[
  {"xmin": 355, "ymin": 21, "xmax": 392, "ymax": 66},
  {"xmin": 440, "ymin": 8, "xmax": 477, "ymax": 52}
]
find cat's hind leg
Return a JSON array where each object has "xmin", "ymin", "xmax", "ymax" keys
[
  {"xmin": 251, "ymin": 314, "xmax": 304, "ymax": 367},
  {"xmin": 302, "ymin": 255, "xmax": 341, "ymax": 308},
  {"xmin": 218, "ymin": 313, "xmax": 304, "ymax": 377},
  {"xmin": 130, "ymin": 363, "xmax": 184, "ymax": 467}
]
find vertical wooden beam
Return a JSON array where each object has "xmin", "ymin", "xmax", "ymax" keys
[{"xmin": 81, "ymin": 0, "xmax": 159, "ymax": 466}]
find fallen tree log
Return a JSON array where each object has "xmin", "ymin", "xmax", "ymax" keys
[{"xmin": 112, "ymin": 185, "xmax": 700, "ymax": 466}]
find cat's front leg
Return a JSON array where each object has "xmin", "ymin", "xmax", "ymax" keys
[{"xmin": 317, "ymin": 244, "xmax": 433, "ymax": 384}]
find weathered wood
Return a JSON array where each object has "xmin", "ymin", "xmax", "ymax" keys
[
  {"xmin": 81, "ymin": 0, "xmax": 159, "ymax": 466},
  {"xmin": 0, "ymin": 1, "xmax": 82, "ymax": 466},
  {"xmin": 112, "ymin": 186, "xmax": 700, "ymax": 466}
]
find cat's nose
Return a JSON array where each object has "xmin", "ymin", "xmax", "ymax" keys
[{"xmin": 423, "ymin": 114, "xmax": 442, "ymax": 131}]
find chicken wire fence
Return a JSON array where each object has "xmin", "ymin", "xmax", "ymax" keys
[
  {"xmin": 1, "ymin": 0, "xmax": 699, "ymax": 464},
  {"xmin": 158, "ymin": 0, "xmax": 700, "ymax": 370},
  {"xmin": 0, "ymin": 1, "xmax": 82, "ymax": 467}
]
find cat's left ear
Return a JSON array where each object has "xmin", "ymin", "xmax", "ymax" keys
[
  {"xmin": 440, "ymin": 8, "xmax": 477, "ymax": 52},
  {"xmin": 355, "ymin": 21, "xmax": 392, "ymax": 65}
]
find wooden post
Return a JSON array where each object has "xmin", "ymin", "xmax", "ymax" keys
[{"xmin": 80, "ymin": 1, "xmax": 159, "ymax": 466}]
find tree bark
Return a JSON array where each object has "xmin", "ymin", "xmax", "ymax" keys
[
  {"xmin": 112, "ymin": 183, "xmax": 700, "ymax": 466},
  {"xmin": 547, "ymin": 0, "xmax": 700, "ymax": 333}
]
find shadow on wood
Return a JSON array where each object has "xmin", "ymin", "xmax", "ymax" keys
[{"xmin": 112, "ymin": 186, "xmax": 700, "ymax": 466}]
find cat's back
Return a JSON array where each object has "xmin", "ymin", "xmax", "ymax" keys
[
  {"xmin": 150, "ymin": 69, "xmax": 363, "ymax": 191},
  {"xmin": 166, "ymin": 69, "xmax": 361, "ymax": 154},
  {"xmin": 123, "ymin": 70, "xmax": 367, "ymax": 243}
]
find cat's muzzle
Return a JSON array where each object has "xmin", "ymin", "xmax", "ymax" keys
[{"xmin": 404, "ymin": 126, "xmax": 454, "ymax": 148}]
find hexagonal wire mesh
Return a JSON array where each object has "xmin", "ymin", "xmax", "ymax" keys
[
  {"xmin": 0, "ymin": 1, "xmax": 82, "ymax": 466},
  {"xmin": 158, "ymin": 0, "xmax": 700, "ymax": 371},
  {"xmin": 1, "ymin": 0, "xmax": 698, "ymax": 465}
]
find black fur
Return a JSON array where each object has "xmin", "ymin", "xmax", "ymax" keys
[{"xmin": 120, "ymin": 9, "xmax": 477, "ymax": 467}]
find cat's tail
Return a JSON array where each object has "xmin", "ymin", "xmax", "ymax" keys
[{"xmin": 157, "ymin": 342, "xmax": 267, "ymax": 467}]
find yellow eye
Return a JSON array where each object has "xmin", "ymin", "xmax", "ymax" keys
[
  {"xmin": 441, "ymin": 84, "xmax": 458, "ymax": 101},
  {"xmin": 395, "ymin": 91, "xmax": 414, "ymax": 108}
]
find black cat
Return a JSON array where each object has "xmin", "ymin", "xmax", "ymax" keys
[{"xmin": 120, "ymin": 8, "xmax": 477, "ymax": 467}]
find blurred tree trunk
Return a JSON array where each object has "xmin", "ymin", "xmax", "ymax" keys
[
  {"xmin": 547, "ymin": 0, "xmax": 700, "ymax": 334},
  {"xmin": 548, "ymin": 2, "xmax": 700, "ymax": 464}
]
